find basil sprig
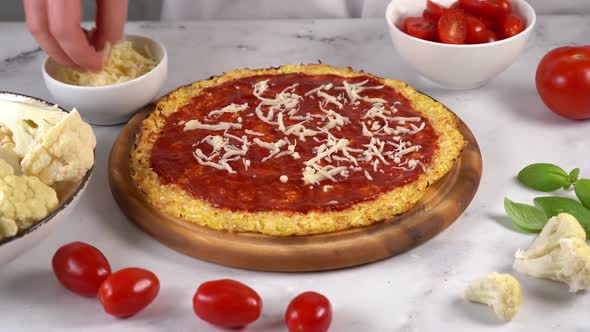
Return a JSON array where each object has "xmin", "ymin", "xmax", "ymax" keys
[
  {"xmin": 506, "ymin": 163, "xmax": 589, "ymax": 234},
  {"xmin": 504, "ymin": 198, "xmax": 548, "ymax": 232},
  {"xmin": 517, "ymin": 163, "xmax": 579, "ymax": 192},
  {"xmin": 574, "ymin": 179, "xmax": 590, "ymax": 209},
  {"xmin": 533, "ymin": 196, "xmax": 590, "ymax": 232}
]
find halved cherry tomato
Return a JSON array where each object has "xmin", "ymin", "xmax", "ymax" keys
[
  {"xmin": 403, "ymin": 16, "xmax": 438, "ymax": 41},
  {"xmin": 193, "ymin": 279, "xmax": 262, "ymax": 329},
  {"xmin": 458, "ymin": 0, "xmax": 511, "ymax": 18},
  {"xmin": 465, "ymin": 15, "xmax": 487, "ymax": 44},
  {"xmin": 481, "ymin": 29, "xmax": 498, "ymax": 42},
  {"xmin": 423, "ymin": 0, "xmax": 446, "ymax": 20},
  {"xmin": 98, "ymin": 268, "xmax": 160, "ymax": 318},
  {"xmin": 52, "ymin": 242, "xmax": 111, "ymax": 297},
  {"xmin": 536, "ymin": 46, "xmax": 590, "ymax": 120},
  {"xmin": 475, "ymin": 15, "xmax": 495, "ymax": 28},
  {"xmin": 495, "ymin": 14, "xmax": 525, "ymax": 39},
  {"xmin": 285, "ymin": 292, "xmax": 332, "ymax": 332},
  {"xmin": 450, "ymin": 1, "xmax": 462, "ymax": 9},
  {"xmin": 438, "ymin": 8, "xmax": 467, "ymax": 44}
]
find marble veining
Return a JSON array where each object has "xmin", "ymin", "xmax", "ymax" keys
[
  {"xmin": 0, "ymin": 47, "xmax": 41, "ymax": 72},
  {"xmin": 0, "ymin": 17, "xmax": 590, "ymax": 331}
]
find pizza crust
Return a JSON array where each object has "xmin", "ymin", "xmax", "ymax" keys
[{"xmin": 130, "ymin": 64, "xmax": 465, "ymax": 236}]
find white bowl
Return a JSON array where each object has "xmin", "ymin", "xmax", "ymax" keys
[
  {"xmin": 0, "ymin": 92, "xmax": 93, "ymax": 265},
  {"xmin": 386, "ymin": 0, "xmax": 536, "ymax": 89},
  {"xmin": 42, "ymin": 34, "xmax": 168, "ymax": 125}
]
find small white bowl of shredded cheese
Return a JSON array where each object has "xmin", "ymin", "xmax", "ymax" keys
[{"xmin": 42, "ymin": 34, "xmax": 168, "ymax": 125}]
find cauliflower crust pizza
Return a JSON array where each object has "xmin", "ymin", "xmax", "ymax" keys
[{"xmin": 130, "ymin": 64, "xmax": 465, "ymax": 236}]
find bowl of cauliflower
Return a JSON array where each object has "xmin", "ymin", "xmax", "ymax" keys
[{"xmin": 0, "ymin": 91, "xmax": 96, "ymax": 265}]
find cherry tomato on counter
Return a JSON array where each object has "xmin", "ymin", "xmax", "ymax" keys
[
  {"xmin": 458, "ymin": 0, "xmax": 511, "ymax": 19},
  {"xmin": 285, "ymin": 291, "xmax": 332, "ymax": 332},
  {"xmin": 52, "ymin": 242, "xmax": 111, "ymax": 297},
  {"xmin": 403, "ymin": 16, "xmax": 438, "ymax": 41},
  {"xmin": 98, "ymin": 267, "xmax": 160, "ymax": 318},
  {"xmin": 193, "ymin": 279, "xmax": 262, "ymax": 329},
  {"xmin": 495, "ymin": 14, "xmax": 525, "ymax": 39},
  {"xmin": 536, "ymin": 46, "xmax": 590, "ymax": 120},
  {"xmin": 438, "ymin": 8, "xmax": 467, "ymax": 44}
]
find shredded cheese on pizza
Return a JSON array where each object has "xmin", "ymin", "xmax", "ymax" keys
[{"xmin": 183, "ymin": 78, "xmax": 428, "ymax": 185}]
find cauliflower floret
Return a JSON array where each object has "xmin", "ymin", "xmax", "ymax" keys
[
  {"xmin": 0, "ymin": 100, "xmax": 66, "ymax": 158},
  {"xmin": 464, "ymin": 272, "xmax": 522, "ymax": 321},
  {"xmin": 0, "ymin": 159, "xmax": 58, "ymax": 239},
  {"xmin": 517, "ymin": 213, "xmax": 586, "ymax": 260},
  {"xmin": 20, "ymin": 110, "xmax": 96, "ymax": 185},
  {"xmin": 0, "ymin": 123, "xmax": 21, "ymax": 173},
  {"xmin": 513, "ymin": 213, "xmax": 590, "ymax": 292},
  {"xmin": 0, "ymin": 99, "xmax": 96, "ymax": 185},
  {"xmin": 0, "ymin": 217, "xmax": 18, "ymax": 239},
  {"xmin": 514, "ymin": 238, "xmax": 590, "ymax": 292}
]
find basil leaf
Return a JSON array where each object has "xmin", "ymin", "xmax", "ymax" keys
[
  {"xmin": 517, "ymin": 163, "xmax": 569, "ymax": 192},
  {"xmin": 574, "ymin": 179, "xmax": 590, "ymax": 209},
  {"xmin": 564, "ymin": 168, "xmax": 581, "ymax": 190},
  {"xmin": 504, "ymin": 198, "xmax": 548, "ymax": 233},
  {"xmin": 533, "ymin": 196, "xmax": 590, "ymax": 232}
]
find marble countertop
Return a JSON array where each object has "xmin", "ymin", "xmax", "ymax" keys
[{"xmin": 1, "ymin": 17, "xmax": 590, "ymax": 332}]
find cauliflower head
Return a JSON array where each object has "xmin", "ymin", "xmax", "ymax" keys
[
  {"xmin": 464, "ymin": 272, "xmax": 522, "ymax": 321},
  {"xmin": 0, "ymin": 100, "xmax": 96, "ymax": 185},
  {"xmin": 514, "ymin": 238, "xmax": 590, "ymax": 292},
  {"xmin": 0, "ymin": 159, "xmax": 58, "ymax": 239},
  {"xmin": 517, "ymin": 213, "xmax": 586, "ymax": 260},
  {"xmin": 0, "ymin": 123, "xmax": 21, "ymax": 173},
  {"xmin": 20, "ymin": 110, "xmax": 96, "ymax": 185}
]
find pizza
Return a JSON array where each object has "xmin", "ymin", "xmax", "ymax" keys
[{"xmin": 130, "ymin": 64, "xmax": 465, "ymax": 236}]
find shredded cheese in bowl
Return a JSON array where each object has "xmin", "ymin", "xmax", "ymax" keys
[{"xmin": 58, "ymin": 41, "xmax": 158, "ymax": 87}]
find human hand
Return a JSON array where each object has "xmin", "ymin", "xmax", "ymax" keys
[{"xmin": 24, "ymin": 0, "xmax": 128, "ymax": 71}]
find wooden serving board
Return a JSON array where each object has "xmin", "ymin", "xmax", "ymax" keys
[{"xmin": 109, "ymin": 106, "xmax": 482, "ymax": 272}]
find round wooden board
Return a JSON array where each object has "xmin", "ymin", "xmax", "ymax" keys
[{"xmin": 109, "ymin": 106, "xmax": 482, "ymax": 272}]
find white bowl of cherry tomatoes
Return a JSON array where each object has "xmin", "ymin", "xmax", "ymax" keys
[{"xmin": 386, "ymin": 0, "xmax": 536, "ymax": 89}]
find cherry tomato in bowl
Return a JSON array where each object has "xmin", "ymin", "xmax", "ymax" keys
[
  {"xmin": 423, "ymin": 0, "xmax": 446, "ymax": 20},
  {"xmin": 98, "ymin": 267, "xmax": 160, "ymax": 318},
  {"xmin": 496, "ymin": 14, "xmax": 525, "ymax": 39},
  {"xmin": 285, "ymin": 291, "xmax": 332, "ymax": 332},
  {"xmin": 458, "ymin": 0, "xmax": 511, "ymax": 18},
  {"xmin": 403, "ymin": 16, "xmax": 438, "ymax": 41},
  {"xmin": 465, "ymin": 14, "xmax": 487, "ymax": 44},
  {"xmin": 536, "ymin": 46, "xmax": 590, "ymax": 120},
  {"xmin": 52, "ymin": 242, "xmax": 111, "ymax": 297},
  {"xmin": 193, "ymin": 279, "xmax": 262, "ymax": 329},
  {"xmin": 438, "ymin": 8, "xmax": 467, "ymax": 44}
]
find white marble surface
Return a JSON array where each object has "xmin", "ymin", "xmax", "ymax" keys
[{"xmin": 1, "ymin": 17, "xmax": 590, "ymax": 331}]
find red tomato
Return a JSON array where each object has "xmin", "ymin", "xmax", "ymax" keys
[
  {"xmin": 481, "ymin": 29, "xmax": 499, "ymax": 42},
  {"xmin": 465, "ymin": 15, "xmax": 487, "ymax": 43},
  {"xmin": 193, "ymin": 279, "xmax": 262, "ymax": 329},
  {"xmin": 536, "ymin": 46, "xmax": 590, "ymax": 120},
  {"xmin": 403, "ymin": 16, "xmax": 438, "ymax": 41},
  {"xmin": 458, "ymin": 0, "xmax": 511, "ymax": 18},
  {"xmin": 495, "ymin": 14, "xmax": 525, "ymax": 39},
  {"xmin": 438, "ymin": 8, "xmax": 467, "ymax": 44},
  {"xmin": 450, "ymin": 1, "xmax": 462, "ymax": 9},
  {"xmin": 98, "ymin": 268, "xmax": 160, "ymax": 318},
  {"xmin": 475, "ymin": 15, "xmax": 495, "ymax": 28},
  {"xmin": 423, "ymin": 0, "xmax": 446, "ymax": 20},
  {"xmin": 52, "ymin": 242, "xmax": 111, "ymax": 297},
  {"xmin": 285, "ymin": 292, "xmax": 332, "ymax": 332}
]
